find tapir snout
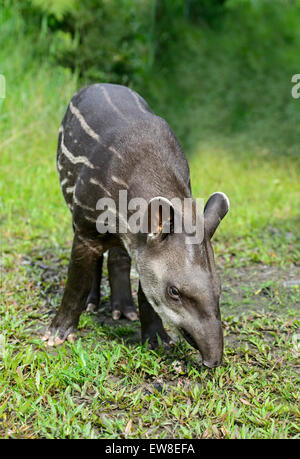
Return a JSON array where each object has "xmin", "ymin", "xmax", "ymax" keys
[{"xmin": 180, "ymin": 315, "xmax": 223, "ymax": 368}]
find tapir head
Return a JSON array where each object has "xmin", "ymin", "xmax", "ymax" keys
[{"xmin": 137, "ymin": 192, "xmax": 229, "ymax": 368}]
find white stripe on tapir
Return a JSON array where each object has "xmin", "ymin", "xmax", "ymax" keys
[
  {"xmin": 100, "ymin": 86, "xmax": 128, "ymax": 122},
  {"xmin": 69, "ymin": 102, "xmax": 100, "ymax": 142},
  {"xmin": 129, "ymin": 89, "xmax": 147, "ymax": 114},
  {"xmin": 60, "ymin": 178, "xmax": 68, "ymax": 187},
  {"xmin": 77, "ymin": 234, "xmax": 101, "ymax": 255},
  {"xmin": 111, "ymin": 175, "xmax": 128, "ymax": 188},
  {"xmin": 73, "ymin": 195, "xmax": 95, "ymax": 212},
  {"xmin": 61, "ymin": 132, "xmax": 95, "ymax": 169},
  {"xmin": 84, "ymin": 215, "xmax": 97, "ymax": 223},
  {"xmin": 89, "ymin": 177, "xmax": 112, "ymax": 197},
  {"xmin": 66, "ymin": 186, "xmax": 75, "ymax": 194},
  {"xmin": 57, "ymin": 154, "xmax": 63, "ymax": 171},
  {"xmin": 108, "ymin": 145, "xmax": 123, "ymax": 162}
]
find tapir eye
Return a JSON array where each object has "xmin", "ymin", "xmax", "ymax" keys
[{"xmin": 168, "ymin": 286, "xmax": 180, "ymax": 300}]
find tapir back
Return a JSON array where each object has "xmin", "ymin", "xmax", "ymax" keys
[{"xmin": 57, "ymin": 83, "xmax": 190, "ymax": 224}]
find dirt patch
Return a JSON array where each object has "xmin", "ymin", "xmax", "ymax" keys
[
  {"xmin": 222, "ymin": 263, "xmax": 300, "ymax": 288},
  {"xmin": 221, "ymin": 263, "xmax": 300, "ymax": 316},
  {"xmin": 22, "ymin": 247, "xmax": 300, "ymax": 345}
]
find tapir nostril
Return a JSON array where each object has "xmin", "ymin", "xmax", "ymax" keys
[{"xmin": 179, "ymin": 327, "xmax": 199, "ymax": 351}]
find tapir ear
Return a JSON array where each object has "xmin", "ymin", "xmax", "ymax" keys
[
  {"xmin": 204, "ymin": 192, "xmax": 230, "ymax": 239},
  {"xmin": 144, "ymin": 196, "xmax": 175, "ymax": 243}
]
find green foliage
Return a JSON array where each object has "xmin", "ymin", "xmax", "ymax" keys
[
  {"xmin": 144, "ymin": 0, "xmax": 300, "ymax": 156},
  {"xmin": 29, "ymin": 0, "xmax": 76, "ymax": 20},
  {"xmin": 4, "ymin": 0, "xmax": 300, "ymax": 158},
  {"xmin": 54, "ymin": 0, "xmax": 153, "ymax": 85}
]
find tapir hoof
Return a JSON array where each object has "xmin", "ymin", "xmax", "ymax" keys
[
  {"xmin": 202, "ymin": 359, "xmax": 222, "ymax": 369},
  {"xmin": 40, "ymin": 327, "xmax": 76, "ymax": 346},
  {"xmin": 111, "ymin": 302, "xmax": 138, "ymax": 321},
  {"xmin": 86, "ymin": 302, "xmax": 98, "ymax": 312},
  {"xmin": 142, "ymin": 332, "xmax": 174, "ymax": 350},
  {"xmin": 124, "ymin": 311, "xmax": 138, "ymax": 321}
]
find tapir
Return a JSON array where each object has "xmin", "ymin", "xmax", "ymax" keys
[{"xmin": 41, "ymin": 83, "xmax": 229, "ymax": 368}]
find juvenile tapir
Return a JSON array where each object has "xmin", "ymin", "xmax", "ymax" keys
[{"xmin": 42, "ymin": 83, "xmax": 229, "ymax": 368}]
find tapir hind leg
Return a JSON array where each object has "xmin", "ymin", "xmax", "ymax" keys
[
  {"xmin": 108, "ymin": 247, "xmax": 138, "ymax": 321},
  {"xmin": 85, "ymin": 256, "xmax": 104, "ymax": 312},
  {"xmin": 41, "ymin": 232, "xmax": 102, "ymax": 346},
  {"xmin": 138, "ymin": 282, "xmax": 172, "ymax": 348}
]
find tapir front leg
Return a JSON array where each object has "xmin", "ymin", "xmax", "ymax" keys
[
  {"xmin": 108, "ymin": 247, "xmax": 138, "ymax": 321},
  {"xmin": 138, "ymin": 282, "xmax": 171, "ymax": 348},
  {"xmin": 42, "ymin": 232, "xmax": 102, "ymax": 345}
]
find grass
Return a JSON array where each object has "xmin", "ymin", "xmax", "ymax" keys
[
  {"xmin": 1, "ymin": 250, "xmax": 299, "ymax": 438},
  {"xmin": 1, "ymin": 5, "xmax": 300, "ymax": 439},
  {"xmin": 190, "ymin": 144, "xmax": 300, "ymax": 267}
]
